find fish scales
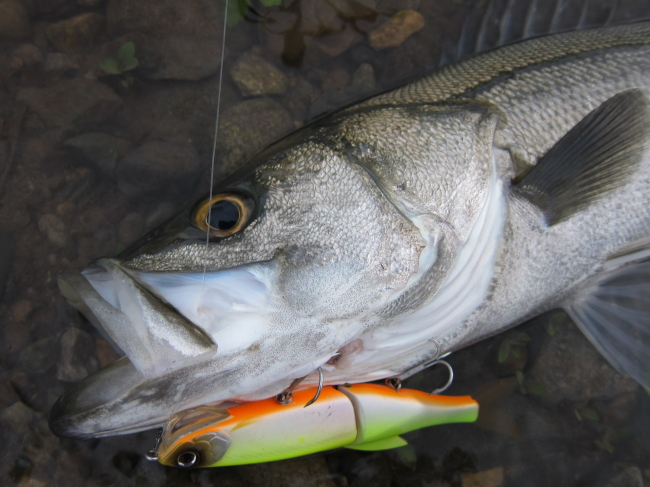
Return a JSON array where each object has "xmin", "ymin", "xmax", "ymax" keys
[{"xmin": 50, "ymin": 22, "xmax": 650, "ymax": 438}]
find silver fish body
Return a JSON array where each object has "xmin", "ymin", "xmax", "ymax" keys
[{"xmin": 50, "ymin": 22, "xmax": 650, "ymax": 438}]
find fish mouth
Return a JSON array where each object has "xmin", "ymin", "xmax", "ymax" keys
[
  {"xmin": 50, "ymin": 259, "xmax": 286, "ymax": 438},
  {"xmin": 51, "ymin": 259, "xmax": 219, "ymax": 438}
]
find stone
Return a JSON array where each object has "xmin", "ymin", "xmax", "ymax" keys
[
  {"xmin": 38, "ymin": 214, "xmax": 66, "ymax": 248},
  {"xmin": 12, "ymin": 44, "xmax": 44, "ymax": 68},
  {"xmin": 369, "ymin": 10, "xmax": 425, "ymax": 50},
  {"xmin": 11, "ymin": 299, "xmax": 32, "ymax": 322},
  {"xmin": 237, "ymin": 456, "xmax": 337, "ymax": 487},
  {"xmin": 95, "ymin": 338, "xmax": 120, "ymax": 368},
  {"xmin": 118, "ymin": 212, "xmax": 143, "ymax": 247},
  {"xmin": 217, "ymin": 98, "xmax": 293, "ymax": 175},
  {"xmin": 141, "ymin": 36, "xmax": 222, "ymax": 81},
  {"xmin": 0, "ymin": 0, "xmax": 31, "ymax": 40},
  {"xmin": 321, "ymin": 68, "xmax": 350, "ymax": 91},
  {"xmin": 282, "ymin": 75, "xmax": 319, "ymax": 120},
  {"xmin": 44, "ymin": 52, "xmax": 82, "ymax": 73},
  {"xmin": 56, "ymin": 327, "xmax": 94, "ymax": 382},
  {"xmin": 18, "ymin": 337, "xmax": 60, "ymax": 374},
  {"xmin": 116, "ymin": 140, "xmax": 201, "ymax": 201},
  {"xmin": 231, "ymin": 51, "xmax": 289, "ymax": 97},
  {"xmin": 376, "ymin": 0, "xmax": 420, "ymax": 14},
  {"xmin": 11, "ymin": 210, "xmax": 31, "ymax": 228},
  {"xmin": 46, "ymin": 13, "xmax": 105, "ymax": 52},
  {"xmin": 64, "ymin": 132, "xmax": 131, "ymax": 178},
  {"xmin": 528, "ymin": 320, "xmax": 639, "ymax": 406},
  {"xmin": 0, "ymin": 227, "xmax": 15, "ymax": 301},
  {"xmin": 308, "ymin": 23, "xmax": 364, "ymax": 58},
  {"xmin": 460, "ymin": 467, "xmax": 504, "ymax": 487},
  {"xmin": 350, "ymin": 63, "xmax": 376, "ymax": 92},
  {"xmin": 106, "ymin": 0, "xmax": 224, "ymax": 38},
  {"xmin": 17, "ymin": 78, "xmax": 122, "ymax": 131}
]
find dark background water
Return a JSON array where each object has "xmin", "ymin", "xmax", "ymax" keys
[{"xmin": 0, "ymin": 0, "xmax": 649, "ymax": 486}]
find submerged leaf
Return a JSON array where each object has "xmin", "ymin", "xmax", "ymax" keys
[
  {"xmin": 117, "ymin": 42, "xmax": 136, "ymax": 64},
  {"xmin": 498, "ymin": 340, "xmax": 511, "ymax": 363},
  {"xmin": 99, "ymin": 58, "xmax": 121, "ymax": 75}
]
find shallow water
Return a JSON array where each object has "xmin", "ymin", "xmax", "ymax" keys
[{"xmin": 0, "ymin": 0, "xmax": 649, "ymax": 486}]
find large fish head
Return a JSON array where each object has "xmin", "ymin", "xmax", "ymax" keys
[{"xmin": 50, "ymin": 106, "xmax": 501, "ymax": 438}]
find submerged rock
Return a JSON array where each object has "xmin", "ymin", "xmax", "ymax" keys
[
  {"xmin": 46, "ymin": 13, "xmax": 105, "ymax": 52},
  {"xmin": 38, "ymin": 214, "xmax": 67, "ymax": 248},
  {"xmin": 116, "ymin": 140, "xmax": 201, "ymax": 201},
  {"xmin": 527, "ymin": 320, "xmax": 639, "ymax": 405},
  {"xmin": 460, "ymin": 467, "xmax": 504, "ymax": 487},
  {"xmin": 17, "ymin": 78, "xmax": 122, "ymax": 130},
  {"xmin": 0, "ymin": 227, "xmax": 15, "ymax": 301},
  {"xmin": 369, "ymin": 10, "xmax": 425, "ymax": 50},
  {"xmin": 18, "ymin": 337, "xmax": 60, "ymax": 374},
  {"xmin": 106, "ymin": 0, "xmax": 223, "ymax": 38},
  {"xmin": 56, "ymin": 327, "xmax": 95, "ymax": 382},
  {"xmin": 0, "ymin": 0, "xmax": 31, "ymax": 40},
  {"xmin": 231, "ymin": 51, "xmax": 289, "ymax": 97},
  {"xmin": 64, "ymin": 132, "xmax": 131, "ymax": 178},
  {"xmin": 142, "ymin": 36, "xmax": 221, "ymax": 81}
]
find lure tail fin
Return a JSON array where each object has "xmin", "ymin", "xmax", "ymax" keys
[{"xmin": 564, "ymin": 239, "xmax": 650, "ymax": 390}]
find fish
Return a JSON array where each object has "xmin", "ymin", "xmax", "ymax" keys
[
  {"xmin": 154, "ymin": 383, "xmax": 479, "ymax": 467},
  {"xmin": 50, "ymin": 21, "xmax": 650, "ymax": 440}
]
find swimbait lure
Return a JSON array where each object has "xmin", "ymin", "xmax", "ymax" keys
[{"xmin": 154, "ymin": 383, "xmax": 478, "ymax": 467}]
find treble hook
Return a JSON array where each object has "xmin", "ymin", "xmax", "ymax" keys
[
  {"xmin": 428, "ymin": 360, "xmax": 454, "ymax": 395},
  {"xmin": 304, "ymin": 367, "xmax": 323, "ymax": 408},
  {"xmin": 276, "ymin": 367, "xmax": 325, "ymax": 407}
]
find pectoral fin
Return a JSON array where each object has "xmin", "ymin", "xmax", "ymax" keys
[
  {"xmin": 564, "ymin": 242, "xmax": 650, "ymax": 389},
  {"xmin": 515, "ymin": 90, "xmax": 650, "ymax": 225},
  {"xmin": 345, "ymin": 435, "xmax": 408, "ymax": 451}
]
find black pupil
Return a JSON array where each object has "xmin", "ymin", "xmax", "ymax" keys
[{"xmin": 209, "ymin": 200, "xmax": 240, "ymax": 230}]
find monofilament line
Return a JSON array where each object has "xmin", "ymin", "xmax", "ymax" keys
[{"xmin": 200, "ymin": 0, "xmax": 229, "ymax": 318}]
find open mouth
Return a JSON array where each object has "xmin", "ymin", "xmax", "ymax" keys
[
  {"xmin": 58, "ymin": 259, "xmax": 219, "ymax": 379},
  {"xmin": 50, "ymin": 258, "xmax": 284, "ymax": 439}
]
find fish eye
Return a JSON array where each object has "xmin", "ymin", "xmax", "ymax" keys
[
  {"xmin": 176, "ymin": 450, "xmax": 200, "ymax": 468},
  {"xmin": 193, "ymin": 191, "xmax": 255, "ymax": 238}
]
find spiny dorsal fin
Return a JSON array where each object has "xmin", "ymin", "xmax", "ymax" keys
[{"xmin": 515, "ymin": 90, "xmax": 650, "ymax": 225}]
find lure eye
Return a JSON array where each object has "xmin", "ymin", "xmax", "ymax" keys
[
  {"xmin": 193, "ymin": 191, "xmax": 255, "ymax": 237},
  {"xmin": 177, "ymin": 450, "xmax": 200, "ymax": 468}
]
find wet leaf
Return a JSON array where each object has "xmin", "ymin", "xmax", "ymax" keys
[
  {"xmin": 575, "ymin": 406, "xmax": 599, "ymax": 421},
  {"xmin": 498, "ymin": 340, "xmax": 511, "ymax": 363},
  {"xmin": 117, "ymin": 42, "xmax": 136, "ymax": 65},
  {"xmin": 99, "ymin": 58, "xmax": 121, "ymax": 75},
  {"xmin": 227, "ymin": 0, "xmax": 251, "ymax": 27},
  {"xmin": 120, "ymin": 57, "xmax": 139, "ymax": 72},
  {"xmin": 527, "ymin": 381, "xmax": 548, "ymax": 396},
  {"xmin": 514, "ymin": 332, "xmax": 531, "ymax": 342},
  {"xmin": 260, "ymin": 0, "xmax": 282, "ymax": 6},
  {"xmin": 512, "ymin": 347, "xmax": 521, "ymax": 358}
]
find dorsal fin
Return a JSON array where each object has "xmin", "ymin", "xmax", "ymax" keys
[{"xmin": 515, "ymin": 90, "xmax": 650, "ymax": 225}]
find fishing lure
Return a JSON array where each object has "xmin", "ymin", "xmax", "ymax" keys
[{"xmin": 154, "ymin": 383, "xmax": 478, "ymax": 468}]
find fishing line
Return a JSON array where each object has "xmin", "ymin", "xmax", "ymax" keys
[
  {"xmin": 160, "ymin": 0, "xmax": 230, "ymax": 431},
  {"xmin": 199, "ymin": 0, "xmax": 229, "ymax": 313}
]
